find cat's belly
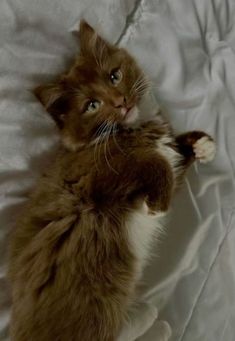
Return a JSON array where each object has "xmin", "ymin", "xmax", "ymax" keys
[{"xmin": 126, "ymin": 203, "xmax": 166, "ymax": 278}]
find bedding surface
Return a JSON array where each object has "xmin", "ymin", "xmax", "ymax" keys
[{"xmin": 0, "ymin": 0, "xmax": 235, "ymax": 340}]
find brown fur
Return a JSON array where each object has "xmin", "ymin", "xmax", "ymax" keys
[{"xmin": 8, "ymin": 21, "xmax": 214, "ymax": 341}]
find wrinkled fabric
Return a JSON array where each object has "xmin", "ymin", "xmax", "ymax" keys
[{"xmin": 0, "ymin": 0, "xmax": 235, "ymax": 340}]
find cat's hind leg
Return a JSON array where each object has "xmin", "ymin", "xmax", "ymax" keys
[{"xmin": 118, "ymin": 301, "xmax": 172, "ymax": 341}]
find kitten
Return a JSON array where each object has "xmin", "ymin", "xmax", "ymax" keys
[{"xmin": 8, "ymin": 21, "xmax": 216, "ymax": 341}]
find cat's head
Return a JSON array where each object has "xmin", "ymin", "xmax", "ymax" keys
[{"xmin": 35, "ymin": 20, "xmax": 148, "ymax": 150}]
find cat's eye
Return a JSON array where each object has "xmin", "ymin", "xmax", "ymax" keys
[
  {"xmin": 110, "ymin": 69, "xmax": 122, "ymax": 86},
  {"xmin": 85, "ymin": 100, "xmax": 101, "ymax": 114}
]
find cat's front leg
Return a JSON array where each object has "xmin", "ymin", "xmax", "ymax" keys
[
  {"xmin": 137, "ymin": 154, "xmax": 174, "ymax": 215},
  {"xmin": 91, "ymin": 151, "xmax": 174, "ymax": 215},
  {"xmin": 176, "ymin": 131, "xmax": 216, "ymax": 166}
]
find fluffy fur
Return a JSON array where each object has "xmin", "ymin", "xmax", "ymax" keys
[{"xmin": 8, "ymin": 21, "xmax": 216, "ymax": 341}]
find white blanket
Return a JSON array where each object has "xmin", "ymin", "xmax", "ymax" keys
[{"xmin": 0, "ymin": 0, "xmax": 235, "ymax": 340}]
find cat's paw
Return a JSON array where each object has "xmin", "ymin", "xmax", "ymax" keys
[
  {"xmin": 193, "ymin": 136, "xmax": 216, "ymax": 163},
  {"xmin": 155, "ymin": 320, "xmax": 172, "ymax": 340},
  {"xmin": 137, "ymin": 319, "xmax": 172, "ymax": 341},
  {"xmin": 118, "ymin": 301, "xmax": 159, "ymax": 341}
]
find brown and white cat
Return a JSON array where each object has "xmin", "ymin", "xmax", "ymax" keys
[{"xmin": 8, "ymin": 21, "xmax": 216, "ymax": 341}]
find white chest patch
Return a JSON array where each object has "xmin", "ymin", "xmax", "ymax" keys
[
  {"xmin": 126, "ymin": 135, "xmax": 183, "ymax": 279},
  {"xmin": 126, "ymin": 203, "xmax": 166, "ymax": 277}
]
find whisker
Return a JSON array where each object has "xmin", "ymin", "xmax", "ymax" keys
[
  {"xmin": 98, "ymin": 121, "xmax": 110, "ymax": 166},
  {"xmin": 129, "ymin": 75, "xmax": 144, "ymax": 96},
  {"xmin": 112, "ymin": 122, "xmax": 126, "ymax": 155},
  {"xmin": 93, "ymin": 120, "xmax": 109, "ymax": 171},
  {"xmin": 93, "ymin": 134, "xmax": 102, "ymax": 172},
  {"xmin": 93, "ymin": 120, "xmax": 109, "ymax": 138},
  {"xmin": 103, "ymin": 123, "xmax": 119, "ymax": 175},
  {"xmin": 136, "ymin": 88, "xmax": 149, "ymax": 97},
  {"xmin": 106, "ymin": 122, "xmax": 115, "ymax": 160},
  {"xmin": 130, "ymin": 75, "xmax": 152, "ymax": 98},
  {"xmin": 135, "ymin": 79, "xmax": 151, "ymax": 91}
]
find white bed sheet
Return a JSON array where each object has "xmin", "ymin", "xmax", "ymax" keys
[{"xmin": 0, "ymin": 0, "xmax": 235, "ymax": 340}]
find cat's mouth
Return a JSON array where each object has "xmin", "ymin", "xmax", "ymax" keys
[{"xmin": 122, "ymin": 105, "xmax": 139, "ymax": 125}]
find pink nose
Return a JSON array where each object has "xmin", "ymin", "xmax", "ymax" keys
[{"xmin": 113, "ymin": 96, "xmax": 125, "ymax": 108}]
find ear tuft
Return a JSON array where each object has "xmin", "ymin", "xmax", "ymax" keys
[
  {"xmin": 79, "ymin": 20, "xmax": 95, "ymax": 37},
  {"xmin": 79, "ymin": 20, "xmax": 110, "ymax": 57}
]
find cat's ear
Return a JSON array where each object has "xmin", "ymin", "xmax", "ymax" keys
[
  {"xmin": 79, "ymin": 20, "xmax": 110, "ymax": 57},
  {"xmin": 34, "ymin": 81, "xmax": 69, "ymax": 128}
]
